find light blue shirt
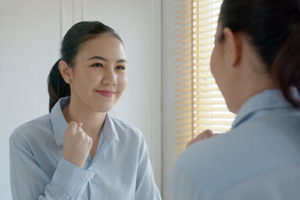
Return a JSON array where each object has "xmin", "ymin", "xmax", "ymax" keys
[
  {"xmin": 171, "ymin": 89, "xmax": 300, "ymax": 200},
  {"xmin": 10, "ymin": 97, "xmax": 161, "ymax": 200}
]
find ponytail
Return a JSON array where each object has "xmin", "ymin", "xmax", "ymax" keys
[
  {"xmin": 272, "ymin": 23, "xmax": 300, "ymax": 107},
  {"xmin": 47, "ymin": 59, "xmax": 70, "ymax": 112}
]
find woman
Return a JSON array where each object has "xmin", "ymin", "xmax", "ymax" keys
[
  {"xmin": 10, "ymin": 21, "xmax": 161, "ymax": 200},
  {"xmin": 171, "ymin": 0, "xmax": 300, "ymax": 199}
]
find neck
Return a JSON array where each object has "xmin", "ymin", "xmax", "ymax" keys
[
  {"xmin": 231, "ymin": 67, "xmax": 276, "ymax": 113},
  {"xmin": 62, "ymin": 97, "xmax": 106, "ymax": 140}
]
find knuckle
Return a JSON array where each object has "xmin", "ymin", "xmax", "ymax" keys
[
  {"xmin": 78, "ymin": 131, "xmax": 85, "ymax": 139},
  {"xmin": 69, "ymin": 121, "xmax": 77, "ymax": 127}
]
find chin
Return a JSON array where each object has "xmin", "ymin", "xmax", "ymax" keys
[
  {"xmin": 227, "ymin": 102, "xmax": 239, "ymax": 114},
  {"xmin": 224, "ymin": 98, "xmax": 236, "ymax": 114},
  {"xmin": 93, "ymin": 104, "xmax": 114, "ymax": 113},
  {"xmin": 227, "ymin": 106, "xmax": 236, "ymax": 114}
]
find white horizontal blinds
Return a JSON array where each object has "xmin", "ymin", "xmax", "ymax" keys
[
  {"xmin": 174, "ymin": 0, "xmax": 193, "ymax": 154},
  {"xmin": 192, "ymin": 0, "xmax": 235, "ymax": 135},
  {"xmin": 174, "ymin": 0, "xmax": 235, "ymax": 155}
]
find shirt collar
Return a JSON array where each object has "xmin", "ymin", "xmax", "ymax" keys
[
  {"xmin": 232, "ymin": 88, "xmax": 295, "ymax": 129},
  {"xmin": 50, "ymin": 96, "xmax": 119, "ymax": 146}
]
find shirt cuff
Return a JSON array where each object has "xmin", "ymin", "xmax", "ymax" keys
[{"xmin": 51, "ymin": 158, "xmax": 95, "ymax": 196}]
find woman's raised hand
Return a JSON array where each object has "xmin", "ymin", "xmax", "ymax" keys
[
  {"xmin": 186, "ymin": 129, "xmax": 218, "ymax": 149},
  {"xmin": 63, "ymin": 121, "xmax": 93, "ymax": 168}
]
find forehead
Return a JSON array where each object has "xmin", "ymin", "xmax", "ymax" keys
[{"xmin": 77, "ymin": 34, "xmax": 126, "ymax": 60}]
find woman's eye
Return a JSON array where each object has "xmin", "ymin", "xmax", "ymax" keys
[
  {"xmin": 92, "ymin": 63, "xmax": 103, "ymax": 68},
  {"xmin": 116, "ymin": 65, "xmax": 125, "ymax": 70}
]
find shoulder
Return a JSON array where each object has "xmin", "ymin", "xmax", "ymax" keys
[
  {"xmin": 175, "ymin": 109, "xmax": 300, "ymax": 197},
  {"xmin": 234, "ymin": 107, "xmax": 300, "ymax": 147},
  {"xmin": 174, "ymin": 133, "xmax": 257, "ymax": 199},
  {"xmin": 110, "ymin": 117, "xmax": 144, "ymax": 139},
  {"xmin": 10, "ymin": 114, "xmax": 52, "ymax": 148},
  {"xmin": 175, "ymin": 133, "xmax": 230, "ymax": 174},
  {"xmin": 173, "ymin": 135, "xmax": 225, "ymax": 199},
  {"xmin": 243, "ymin": 107, "xmax": 300, "ymax": 129},
  {"xmin": 177, "ymin": 115, "xmax": 300, "ymax": 176},
  {"xmin": 109, "ymin": 117, "xmax": 148, "ymax": 157}
]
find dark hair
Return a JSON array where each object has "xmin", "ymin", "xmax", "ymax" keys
[
  {"xmin": 47, "ymin": 21, "xmax": 123, "ymax": 112},
  {"xmin": 219, "ymin": 0, "xmax": 300, "ymax": 107}
]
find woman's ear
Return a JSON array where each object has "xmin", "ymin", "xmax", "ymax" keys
[
  {"xmin": 223, "ymin": 27, "xmax": 242, "ymax": 68},
  {"xmin": 58, "ymin": 60, "xmax": 72, "ymax": 84}
]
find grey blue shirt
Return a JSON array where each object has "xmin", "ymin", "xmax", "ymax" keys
[
  {"xmin": 171, "ymin": 89, "xmax": 300, "ymax": 200},
  {"xmin": 10, "ymin": 97, "xmax": 161, "ymax": 200}
]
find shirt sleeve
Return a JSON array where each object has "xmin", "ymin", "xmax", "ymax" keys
[
  {"xmin": 170, "ymin": 161, "xmax": 202, "ymax": 200},
  {"xmin": 135, "ymin": 134, "xmax": 162, "ymax": 200},
  {"xmin": 9, "ymin": 133, "xmax": 95, "ymax": 200}
]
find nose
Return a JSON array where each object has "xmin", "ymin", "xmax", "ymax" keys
[{"xmin": 102, "ymin": 67, "xmax": 117, "ymax": 86}]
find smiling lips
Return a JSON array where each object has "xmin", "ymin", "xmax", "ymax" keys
[{"xmin": 96, "ymin": 90, "xmax": 116, "ymax": 97}]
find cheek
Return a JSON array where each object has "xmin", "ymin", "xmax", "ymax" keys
[
  {"xmin": 210, "ymin": 42, "xmax": 226, "ymax": 81},
  {"xmin": 210, "ymin": 48, "xmax": 219, "ymax": 80},
  {"xmin": 73, "ymin": 70, "xmax": 102, "ymax": 95},
  {"xmin": 118, "ymin": 74, "xmax": 127, "ymax": 92},
  {"xmin": 210, "ymin": 46, "xmax": 228, "ymax": 97},
  {"xmin": 71, "ymin": 69, "xmax": 85, "ymax": 89}
]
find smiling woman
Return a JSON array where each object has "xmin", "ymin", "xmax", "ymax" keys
[
  {"xmin": 9, "ymin": 21, "xmax": 161, "ymax": 200},
  {"xmin": 58, "ymin": 33, "xmax": 127, "ymax": 116}
]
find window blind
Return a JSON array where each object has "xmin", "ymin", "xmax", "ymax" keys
[{"xmin": 174, "ymin": 0, "xmax": 235, "ymax": 155}]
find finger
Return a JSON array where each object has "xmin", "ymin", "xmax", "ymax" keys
[
  {"xmin": 195, "ymin": 130, "xmax": 209, "ymax": 138},
  {"xmin": 87, "ymin": 135, "xmax": 93, "ymax": 145},
  {"xmin": 192, "ymin": 136, "xmax": 204, "ymax": 144},
  {"xmin": 187, "ymin": 135, "xmax": 202, "ymax": 147},
  {"xmin": 201, "ymin": 129, "xmax": 213, "ymax": 136},
  {"xmin": 67, "ymin": 121, "xmax": 78, "ymax": 133},
  {"xmin": 77, "ymin": 126, "xmax": 84, "ymax": 134},
  {"xmin": 77, "ymin": 122, "xmax": 83, "ymax": 128},
  {"xmin": 186, "ymin": 130, "xmax": 214, "ymax": 148},
  {"xmin": 76, "ymin": 126, "xmax": 89, "ymax": 139},
  {"xmin": 195, "ymin": 130, "xmax": 213, "ymax": 139},
  {"xmin": 186, "ymin": 139, "xmax": 197, "ymax": 148},
  {"xmin": 205, "ymin": 130, "xmax": 214, "ymax": 138}
]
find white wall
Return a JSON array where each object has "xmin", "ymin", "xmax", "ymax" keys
[
  {"xmin": 162, "ymin": 0, "xmax": 180, "ymax": 199},
  {"xmin": 0, "ymin": 1, "xmax": 61, "ymax": 198},
  {"xmin": 0, "ymin": 0, "xmax": 161, "ymax": 199}
]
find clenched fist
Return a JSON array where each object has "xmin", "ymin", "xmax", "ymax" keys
[{"xmin": 63, "ymin": 121, "xmax": 93, "ymax": 168}]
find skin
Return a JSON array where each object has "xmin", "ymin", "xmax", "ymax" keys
[
  {"xmin": 187, "ymin": 21, "xmax": 275, "ymax": 148},
  {"xmin": 186, "ymin": 130, "xmax": 217, "ymax": 148},
  {"xmin": 58, "ymin": 33, "xmax": 127, "ymax": 168}
]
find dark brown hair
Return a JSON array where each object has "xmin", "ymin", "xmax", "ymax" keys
[
  {"xmin": 219, "ymin": 0, "xmax": 300, "ymax": 106},
  {"xmin": 47, "ymin": 21, "xmax": 123, "ymax": 112}
]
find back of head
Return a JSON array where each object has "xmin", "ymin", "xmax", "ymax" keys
[
  {"xmin": 47, "ymin": 21, "xmax": 122, "ymax": 112},
  {"xmin": 219, "ymin": 0, "xmax": 300, "ymax": 106}
]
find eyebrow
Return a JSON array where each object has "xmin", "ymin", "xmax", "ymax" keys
[{"xmin": 87, "ymin": 56, "xmax": 127, "ymax": 63}]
